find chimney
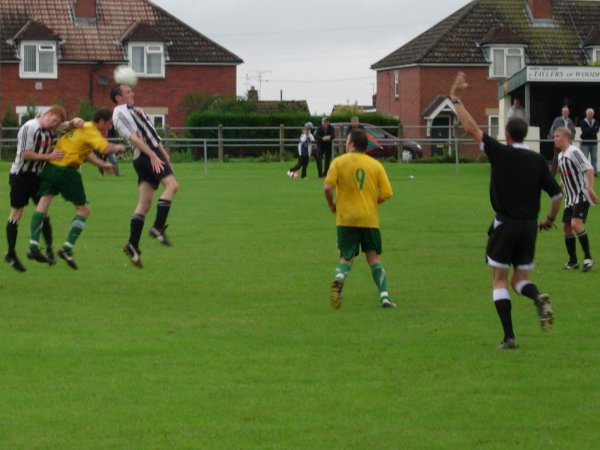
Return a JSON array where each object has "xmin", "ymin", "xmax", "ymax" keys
[
  {"xmin": 74, "ymin": 0, "xmax": 97, "ymax": 19},
  {"xmin": 528, "ymin": 0, "xmax": 553, "ymax": 19},
  {"xmin": 247, "ymin": 86, "xmax": 259, "ymax": 101}
]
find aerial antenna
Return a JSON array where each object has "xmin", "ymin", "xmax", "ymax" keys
[{"xmin": 244, "ymin": 70, "xmax": 271, "ymax": 97}]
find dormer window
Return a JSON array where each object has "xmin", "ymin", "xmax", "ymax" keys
[
  {"xmin": 129, "ymin": 42, "xmax": 164, "ymax": 77},
  {"xmin": 19, "ymin": 41, "xmax": 57, "ymax": 79},
  {"xmin": 489, "ymin": 47, "xmax": 525, "ymax": 79}
]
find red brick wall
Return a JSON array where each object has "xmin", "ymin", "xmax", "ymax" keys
[
  {"xmin": 376, "ymin": 65, "xmax": 499, "ymax": 156},
  {"xmin": 0, "ymin": 63, "xmax": 237, "ymax": 127},
  {"xmin": 419, "ymin": 66, "xmax": 497, "ymax": 126}
]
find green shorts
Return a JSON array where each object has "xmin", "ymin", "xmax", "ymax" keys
[
  {"xmin": 39, "ymin": 164, "xmax": 87, "ymax": 205},
  {"xmin": 336, "ymin": 226, "xmax": 382, "ymax": 260}
]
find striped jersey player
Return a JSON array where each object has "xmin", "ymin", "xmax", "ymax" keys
[
  {"xmin": 110, "ymin": 84, "xmax": 179, "ymax": 268},
  {"xmin": 5, "ymin": 106, "xmax": 82, "ymax": 272},
  {"xmin": 554, "ymin": 127, "xmax": 599, "ymax": 272}
]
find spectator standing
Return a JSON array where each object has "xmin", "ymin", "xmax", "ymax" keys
[
  {"xmin": 579, "ymin": 108, "xmax": 599, "ymax": 176},
  {"xmin": 507, "ymin": 98, "xmax": 526, "ymax": 121},
  {"xmin": 314, "ymin": 117, "xmax": 335, "ymax": 178},
  {"xmin": 345, "ymin": 116, "xmax": 364, "ymax": 137},
  {"xmin": 549, "ymin": 106, "xmax": 576, "ymax": 139},
  {"xmin": 550, "ymin": 106, "xmax": 577, "ymax": 175}
]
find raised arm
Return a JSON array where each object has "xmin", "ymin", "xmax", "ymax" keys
[{"xmin": 449, "ymin": 72, "xmax": 484, "ymax": 143}]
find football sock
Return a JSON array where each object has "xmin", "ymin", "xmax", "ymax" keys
[
  {"xmin": 515, "ymin": 280, "xmax": 540, "ymax": 303},
  {"xmin": 577, "ymin": 231, "xmax": 591, "ymax": 259},
  {"xmin": 130, "ymin": 214, "xmax": 145, "ymax": 249},
  {"xmin": 42, "ymin": 216, "xmax": 53, "ymax": 247},
  {"xmin": 29, "ymin": 211, "xmax": 46, "ymax": 250},
  {"xmin": 565, "ymin": 234, "xmax": 577, "ymax": 263},
  {"xmin": 493, "ymin": 289, "xmax": 514, "ymax": 340},
  {"xmin": 335, "ymin": 263, "xmax": 352, "ymax": 281},
  {"xmin": 153, "ymin": 199, "xmax": 171, "ymax": 231},
  {"xmin": 7, "ymin": 218, "xmax": 18, "ymax": 254},
  {"xmin": 370, "ymin": 262, "xmax": 389, "ymax": 299},
  {"xmin": 63, "ymin": 215, "xmax": 87, "ymax": 251}
]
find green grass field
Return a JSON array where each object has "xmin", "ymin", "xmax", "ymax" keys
[{"xmin": 1, "ymin": 160, "xmax": 599, "ymax": 449}]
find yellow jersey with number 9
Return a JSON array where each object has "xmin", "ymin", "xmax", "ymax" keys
[
  {"xmin": 50, "ymin": 122, "xmax": 109, "ymax": 168},
  {"xmin": 324, "ymin": 152, "xmax": 393, "ymax": 228}
]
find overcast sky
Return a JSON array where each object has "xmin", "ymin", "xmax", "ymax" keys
[{"xmin": 152, "ymin": 0, "xmax": 472, "ymax": 115}]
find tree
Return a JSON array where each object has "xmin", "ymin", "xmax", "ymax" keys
[{"xmin": 20, "ymin": 97, "xmax": 39, "ymax": 124}]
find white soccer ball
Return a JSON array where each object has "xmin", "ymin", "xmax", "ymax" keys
[{"xmin": 113, "ymin": 65, "xmax": 138, "ymax": 87}]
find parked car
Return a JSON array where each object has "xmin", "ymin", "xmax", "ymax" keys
[{"xmin": 329, "ymin": 122, "xmax": 423, "ymax": 160}]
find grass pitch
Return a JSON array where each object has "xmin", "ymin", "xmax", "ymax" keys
[{"xmin": 1, "ymin": 160, "xmax": 599, "ymax": 449}]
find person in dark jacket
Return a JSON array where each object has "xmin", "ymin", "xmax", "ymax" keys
[
  {"xmin": 579, "ymin": 108, "xmax": 599, "ymax": 176},
  {"xmin": 314, "ymin": 117, "xmax": 335, "ymax": 177}
]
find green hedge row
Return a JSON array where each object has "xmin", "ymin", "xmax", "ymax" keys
[{"xmin": 184, "ymin": 112, "xmax": 400, "ymax": 158}]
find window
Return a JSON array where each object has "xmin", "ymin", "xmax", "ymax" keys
[
  {"xmin": 594, "ymin": 48, "xmax": 600, "ymax": 63},
  {"xmin": 364, "ymin": 126, "xmax": 386, "ymax": 139},
  {"xmin": 20, "ymin": 42, "xmax": 57, "ymax": 79},
  {"xmin": 394, "ymin": 73, "xmax": 399, "ymax": 98},
  {"xmin": 147, "ymin": 114, "xmax": 165, "ymax": 129},
  {"xmin": 488, "ymin": 115, "xmax": 500, "ymax": 139},
  {"xmin": 489, "ymin": 47, "xmax": 524, "ymax": 78},
  {"xmin": 129, "ymin": 43, "xmax": 164, "ymax": 77}
]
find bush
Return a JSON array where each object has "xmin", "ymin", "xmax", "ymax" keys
[
  {"xmin": 0, "ymin": 104, "xmax": 19, "ymax": 160},
  {"xmin": 75, "ymin": 99, "xmax": 96, "ymax": 121},
  {"xmin": 184, "ymin": 112, "xmax": 400, "ymax": 158}
]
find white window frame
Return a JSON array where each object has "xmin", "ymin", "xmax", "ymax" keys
[
  {"xmin": 394, "ymin": 73, "xmax": 399, "ymax": 98},
  {"xmin": 488, "ymin": 46, "xmax": 525, "ymax": 79},
  {"xmin": 593, "ymin": 48, "xmax": 600, "ymax": 63},
  {"xmin": 19, "ymin": 41, "xmax": 58, "ymax": 79},
  {"xmin": 128, "ymin": 42, "xmax": 165, "ymax": 78},
  {"xmin": 147, "ymin": 114, "xmax": 165, "ymax": 129},
  {"xmin": 488, "ymin": 114, "xmax": 500, "ymax": 139}
]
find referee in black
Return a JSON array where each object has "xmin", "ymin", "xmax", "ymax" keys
[{"xmin": 450, "ymin": 72, "xmax": 563, "ymax": 349}]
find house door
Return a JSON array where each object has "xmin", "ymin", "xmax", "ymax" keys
[{"xmin": 431, "ymin": 116, "xmax": 451, "ymax": 156}]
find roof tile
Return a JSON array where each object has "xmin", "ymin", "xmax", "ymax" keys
[
  {"xmin": 0, "ymin": 0, "xmax": 242, "ymax": 64},
  {"xmin": 372, "ymin": 0, "xmax": 600, "ymax": 70}
]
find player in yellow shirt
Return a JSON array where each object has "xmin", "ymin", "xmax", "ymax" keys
[
  {"xmin": 324, "ymin": 129, "xmax": 394, "ymax": 309},
  {"xmin": 28, "ymin": 108, "xmax": 124, "ymax": 269}
]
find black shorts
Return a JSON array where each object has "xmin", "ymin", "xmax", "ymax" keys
[
  {"xmin": 9, "ymin": 173, "xmax": 41, "ymax": 208},
  {"xmin": 133, "ymin": 153, "xmax": 173, "ymax": 189},
  {"xmin": 562, "ymin": 202, "xmax": 590, "ymax": 224},
  {"xmin": 486, "ymin": 216, "xmax": 538, "ymax": 269}
]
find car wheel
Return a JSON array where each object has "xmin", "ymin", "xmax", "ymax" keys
[{"xmin": 401, "ymin": 149, "xmax": 413, "ymax": 162}]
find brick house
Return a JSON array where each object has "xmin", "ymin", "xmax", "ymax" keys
[
  {"xmin": 0, "ymin": 0, "xmax": 243, "ymax": 127},
  {"xmin": 371, "ymin": 0, "xmax": 600, "ymax": 158}
]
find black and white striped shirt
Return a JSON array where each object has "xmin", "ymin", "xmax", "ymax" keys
[
  {"xmin": 10, "ymin": 119, "xmax": 55, "ymax": 175},
  {"xmin": 112, "ymin": 104, "xmax": 162, "ymax": 159},
  {"xmin": 558, "ymin": 145, "xmax": 594, "ymax": 207}
]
